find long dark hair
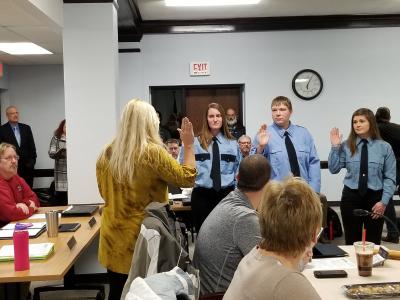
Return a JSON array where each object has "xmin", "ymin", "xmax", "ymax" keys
[
  {"xmin": 198, "ymin": 103, "xmax": 233, "ymax": 151},
  {"xmin": 54, "ymin": 119, "xmax": 66, "ymax": 139},
  {"xmin": 347, "ymin": 108, "xmax": 380, "ymax": 155}
]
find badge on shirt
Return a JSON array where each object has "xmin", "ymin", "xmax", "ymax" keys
[{"xmin": 17, "ymin": 185, "xmax": 22, "ymax": 192}]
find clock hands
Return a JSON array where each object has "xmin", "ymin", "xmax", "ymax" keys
[{"xmin": 306, "ymin": 75, "xmax": 313, "ymax": 90}]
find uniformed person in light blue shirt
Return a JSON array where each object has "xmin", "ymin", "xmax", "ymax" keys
[
  {"xmin": 328, "ymin": 108, "xmax": 396, "ymax": 245},
  {"xmin": 254, "ymin": 96, "xmax": 321, "ymax": 192},
  {"xmin": 180, "ymin": 103, "xmax": 240, "ymax": 232},
  {"xmin": 253, "ymin": 96, "xmax": 327, "ymax": 235}
]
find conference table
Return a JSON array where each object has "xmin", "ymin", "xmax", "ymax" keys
[
  {"xmin": 304, "ymin": 245, "xmax": 400, "ymax": 299},
  {"xmin": 0, "ymin": 206, "xmax": 101, "ymax": 283}
]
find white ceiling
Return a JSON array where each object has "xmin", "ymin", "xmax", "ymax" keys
[
  {"xmin": 0, "ymin": 0, "xmax": 63, "ymax": 65},
  {"xmin": 136, "ymin": 0, "xmax": 400, "ymax": 20},
  {"xmin": 2, "ymin": 0, "xmax": 400, "ymax": 65}
]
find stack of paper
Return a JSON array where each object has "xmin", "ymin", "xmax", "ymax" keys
[
  {"xmin": 0, "ymin": 242, "xmax": 55, "ymax": 261},
  {"xmin": 0, "ymin": 222, "xmax": 46, "ymax": 239}
]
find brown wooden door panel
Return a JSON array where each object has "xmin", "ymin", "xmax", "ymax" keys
[{"xmin": 185, "ymin": 87, "xmax": 241, "ymax": 135}]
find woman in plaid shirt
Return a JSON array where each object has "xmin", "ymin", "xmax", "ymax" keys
[{"xmin": 48, "ymin": 119, "xmax": 67, "ymax": 205}]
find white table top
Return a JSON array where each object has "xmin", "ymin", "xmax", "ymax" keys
[{"xmin": 303, "ymin": 245, "xmax": 400, "ymax": 300}]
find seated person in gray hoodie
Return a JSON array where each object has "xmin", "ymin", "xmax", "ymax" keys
[{"xmin": 193, "ymin": 154, "xmax": 271, "ymax": 295}]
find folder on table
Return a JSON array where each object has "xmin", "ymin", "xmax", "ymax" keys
[
  {"xmin": 0, "ymin": 242, "xmax": 55, "ymax": 261},
  {"xmin": 312, "ymin": 243, "xmax": 348, "ymax": 258},
  {"xmin": 0, "ymin": 222, "xmax": 46, "ymax": 240}
]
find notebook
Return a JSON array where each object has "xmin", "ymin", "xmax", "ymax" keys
[
  {"xmin": 0, "ymin": 242, "xmax": 55, "ymax": 261},
  {"xmin": 0, "ymin": 222, "xmax": 46, "ymax": 240},
  {"xmin": 312, "ymin": 243, "xmax": 349, "ymax": 258},
  {"xmin": 61, "ymin": 205, "xmax": 99, "ymax": 217}
]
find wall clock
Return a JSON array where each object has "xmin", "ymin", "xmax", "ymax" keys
[{"xmin": 292, "ymin": 69, "xmax": 323, "ymax": 100}]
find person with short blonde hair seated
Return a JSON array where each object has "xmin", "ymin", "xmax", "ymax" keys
[{"xmin": 224, "ymin": 177, "xmax": 322, "ymax": 300}]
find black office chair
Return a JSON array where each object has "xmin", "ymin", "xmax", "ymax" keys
[{"xmin": 33, "ymin": 181, "xmax": 55, "ymax": 207}]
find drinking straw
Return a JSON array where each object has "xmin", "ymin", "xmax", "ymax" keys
[{"xmin": 362, "ymin": 223, "xmax": 366, "ymax": 251}]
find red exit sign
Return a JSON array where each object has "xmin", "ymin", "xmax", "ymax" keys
[{"xmin": 190, "ymin": 62, "xmax": 210, "ymax": 76}]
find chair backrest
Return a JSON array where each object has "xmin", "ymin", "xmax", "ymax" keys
[
  {"xmin": 121, "ymin": 202, "xmax": 191, "ymax": 299},
  {"xmin": 199, "ymin": 292, "xmax": 225, "ymax": 300}
]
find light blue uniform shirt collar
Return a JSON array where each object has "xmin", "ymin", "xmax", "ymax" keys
[
  {"xmin": 271, "ymin": 121, "xmax": 295, "ymax": 138},
  {"xmin": 356, "ymin": 136, "xmax": 372, "ymax": 146},
  {"xmin": 212, "ymin": 132, "xmax": 224, "ymax": 144}
]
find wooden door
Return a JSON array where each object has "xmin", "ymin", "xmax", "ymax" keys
[{"xmin": 185, "ymin": 86, "xmax": 242, "ymax": 135}]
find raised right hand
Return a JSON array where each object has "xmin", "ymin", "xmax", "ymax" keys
[
  {"xmin": 178, "ymin": 117, "xmax": 194, "ymax": 146},
  {"xmin": 257, "ymin": 124, "xmax": 270, "ymax": 147},
  {"xmin": 330, "ymin": 127, "xmax": 342, "ymax": 146}
]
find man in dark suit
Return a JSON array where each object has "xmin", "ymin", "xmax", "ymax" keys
[{"xmin": 0, "ymin": 106, "xmax": 37, "ymax": 187}]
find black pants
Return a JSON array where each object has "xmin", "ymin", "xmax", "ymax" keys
[
  {"xmin": 18, "ymin": 165, "xmax": 34, "ymax": 188},
  {"xmin": 191, "ymin": 186, "xmax": 234, "ymax": 233},
  {"xmin": 318, "ymin": 193, "xmax": 328, "ymax": 228},
  {"xmin": 384, "ymin": 197, "xmax": 399, "ymax": 237},
  {"xmin": 340, "ymin": 186, "xmax": 384, "ymax": 245},
  {"xmin": 107, "ymin": 269, "xmax": 128, "ymax": 300},
  {"xmin": 55, "ymin": 191, "xmax": 68, "ymax": 206}
]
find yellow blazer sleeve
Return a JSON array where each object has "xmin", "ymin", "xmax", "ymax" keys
[{"xmin": 149, "ymin": 146, "xmax": 197, "ymax": 188}]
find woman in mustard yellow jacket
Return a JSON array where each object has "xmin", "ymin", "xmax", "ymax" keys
[{"xmin": 96, "ymin": 99, "xmax": 196, "ymax": 299}]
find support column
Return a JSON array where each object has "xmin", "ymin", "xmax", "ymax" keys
[{"xmin": 63, "ymin": 1, "xmax": 118, "ymax": 204}]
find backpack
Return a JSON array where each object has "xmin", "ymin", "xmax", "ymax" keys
[{"xmin": 324, "ymin": 207, "xmax": 343, "ymax": 238}]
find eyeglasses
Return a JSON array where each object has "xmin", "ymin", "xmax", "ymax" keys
[
  {"xmin": 0, "ymin": 155, "xmax": 19, "ymax": 161},
  {"xmin": 239, "ymin": 141, "xmax": 251, "ymax": 145}
]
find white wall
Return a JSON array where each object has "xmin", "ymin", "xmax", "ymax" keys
[
  {"xmin": 4, "ymin": 26, "xmax": 400, "ymax": 201},
  {"xmin": 3, "ymin": 65, "xmax": 65, "ymax": 187},
  {"xmin": 119, "ymin": 27, "xmax": 400, "ymax": 202}
]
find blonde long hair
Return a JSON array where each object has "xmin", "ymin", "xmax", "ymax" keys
[{"xmin": 98, "ymin": 99, "xmax": 163, "ymax": 183}]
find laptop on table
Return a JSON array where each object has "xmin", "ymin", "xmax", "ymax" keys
[{"xmin": 61, "ymin": 205, "xmax": 99, "ymax": 217}]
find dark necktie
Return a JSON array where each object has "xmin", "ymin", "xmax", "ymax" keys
[
  {"xmin": 284, "ymin": 131, "xmax": 300, "ymax": 177},
  {"xmin": 358, "ymin": 139, "xmax": 368, "ymax": 196},
  {"xmin": 210, "ymin": 137, "xmax": 221, "ymax": 191}
]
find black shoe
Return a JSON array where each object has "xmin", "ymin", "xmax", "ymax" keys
[{"xmin": 382, "ymin": 235, "xmax": 399, "ymax": 243}]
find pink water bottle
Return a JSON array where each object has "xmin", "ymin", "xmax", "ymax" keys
[{"xmin": 13, "ymin": 223, "xmax": 30, "ymax": 271}]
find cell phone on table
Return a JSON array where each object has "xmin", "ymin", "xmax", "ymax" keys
[
  {"xmin": 58, "ymin": 223, "xmax": 81, "ymax": 232},
  {"xmin": 313, "ymin": 270, "xmax": 347, "ymax": 278}
]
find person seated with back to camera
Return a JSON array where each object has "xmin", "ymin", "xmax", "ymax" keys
[
  {"xmin": 193, "ymin": 154, "xmax": 271, "ymax": 295},
  {"xmin": 224, "ymin": 177, "xmax": 322, "ymax": 300},
  {"xmin": 0, "ymin": 142, "xmax": 39, "ymax": 226}
]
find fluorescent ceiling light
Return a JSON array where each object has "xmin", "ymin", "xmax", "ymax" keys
[
  {"xmin": 166, "ymin": 0, "xmax": 260, "ymax": 6},
  {"xmin": 0, "ymin": 43, "xmax": 52, "ymax": 55},
  {"xmin": 171, "ymin": 25, "xmax": 235, "ymax": 33}
]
